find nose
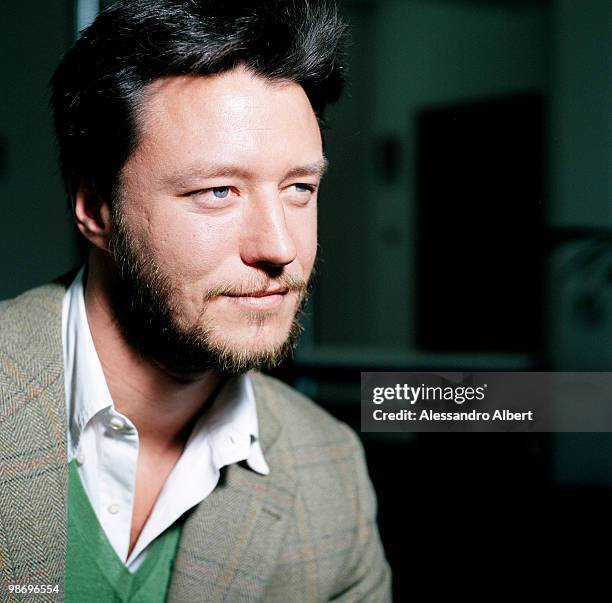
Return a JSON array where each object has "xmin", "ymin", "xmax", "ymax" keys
[{"xmin": 239, "ymin": 191, "xmax": 297, "ymax": 269}]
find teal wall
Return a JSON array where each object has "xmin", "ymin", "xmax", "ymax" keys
[{"xmin": 0, "ymin": 2, "xmax": 78, "ymax": 299}]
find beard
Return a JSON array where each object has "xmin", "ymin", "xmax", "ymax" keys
[{"xmin": 106, "ymin": 206, "xmax": 312, "ymax": 378}]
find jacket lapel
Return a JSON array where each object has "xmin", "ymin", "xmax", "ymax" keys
[
  {"xmin": 167, "ymin": 374, "xmax": 297, "ymax": 603},
  {"xmin": 0, "ymin": 283, "xmax": 68, "ymax": 590}
]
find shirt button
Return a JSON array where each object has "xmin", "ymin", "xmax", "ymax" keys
[
  {"xmin": 108, "ymin": 503, "xmax": 120, "ymax": 514},
  {"xmin": 109, "ymin": 417, "xmax": 126, "ymax": 431},
  {"xmin": 75, "ymin": 452, "xmax": 86, "ymax": 465}
]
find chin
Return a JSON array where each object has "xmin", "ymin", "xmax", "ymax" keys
[
  {"xmin": 217, "ymin": 330, "xmax": 291, "ymax": 356},
  {"xmin": 211, "ymin": 310, "xmax": 294, "ymax": 341},
  {"xmin": 207, "ymin": 320, "xmax": 299, "ymax": 368}
]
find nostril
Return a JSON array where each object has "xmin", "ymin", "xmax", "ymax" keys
[{"xmin": 253, "ymin": 263, "xmax": 285, "ymax": 278}]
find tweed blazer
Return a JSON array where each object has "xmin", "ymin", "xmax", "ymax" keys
[{"xmin": 0, "ymin": 281, "xmax": 391, "ymax": 602}]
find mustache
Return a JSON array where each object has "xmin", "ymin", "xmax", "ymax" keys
[{"xmin": 200, "ymin": 273, "xmax": 309, "ymax": 302}]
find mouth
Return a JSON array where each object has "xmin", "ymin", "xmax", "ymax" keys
[{"xmin": 223, "ymin": 288, "xmax": 290, "ymax": 310}]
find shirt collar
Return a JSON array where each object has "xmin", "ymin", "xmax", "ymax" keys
[
  {"xmin": 62, "ymin": 266, "xmax": 114, "ymax": 454},
  {"xmin": 62, "ymin": 266, "xmax": 269, "ymax": 475},
  {"xmin": 199, "ymin": 373, "xmax": 269, "ymax": 475}
]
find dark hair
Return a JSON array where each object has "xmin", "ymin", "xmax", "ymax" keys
[{"xmin": 50, "ymin": 0, "xmax": 348, "ymax": 202}]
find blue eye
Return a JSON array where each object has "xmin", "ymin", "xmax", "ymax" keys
[
  {"xmin": 212, "ymin": 187, "xmax": 230, "ymax": 198},
  {"xmin": 293, "ymin": 183, "xmax": 315, "ymax": 193}
]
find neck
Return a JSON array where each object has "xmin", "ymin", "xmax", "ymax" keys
[{"xmin": 83, "ymin": 248, "xmax": 223, "ymax": 448}]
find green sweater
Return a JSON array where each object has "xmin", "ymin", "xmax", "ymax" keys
[{"xmin": 65, "ymin": 460, "xmax": 182, "ymax": 602}]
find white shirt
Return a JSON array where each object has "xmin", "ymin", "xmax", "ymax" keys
[{"xmin": 61, "ymin": 267, "xmax": 269, "ymax": 571}]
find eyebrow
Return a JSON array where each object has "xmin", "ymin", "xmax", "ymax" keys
[{"xmin": 164, "ymin": 157, "xmax": 329, "ymax": 189}]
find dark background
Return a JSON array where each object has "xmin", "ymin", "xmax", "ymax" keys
[{"xmin": 3, "ymin": 0, "xmax": 612, "ymax": 598}]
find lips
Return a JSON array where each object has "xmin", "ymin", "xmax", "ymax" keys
[
  {"xmin": 222, "ymin": 287, "xmax": 290, "ymax": 311},
  {"xmin": 226, "ymin": 288, "xmax": 289, "ymax": 298}
]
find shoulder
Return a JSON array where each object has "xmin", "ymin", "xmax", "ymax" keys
[
  {"xmin": 1, "ymin": 281, "xmax": 66, "ymax": 307},
  {"xmin": 0, "ymin": 281, "xmax": 67, "ymax": 411},
  {"xmin": 250, "ymin": 371, "xmax": 360, "ymax": 452},
  {"xmin": 0, "ymin": 280, "xmax": 68, "ymax": 453},
  {"xmin": 249, "ymin": 371, "xmax": 367, "ymax": 502},
  {"xmin": 0, "ymin": 269, "xmax": 76, "ymax": 335},
  {"xmin": 0, "ymin": 281, "xmax": 66, "ymax": 344}
]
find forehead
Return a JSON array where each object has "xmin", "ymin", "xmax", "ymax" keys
[{"xmin": 130, "ymin": 67, "xmax": 323, "ymax": 176}]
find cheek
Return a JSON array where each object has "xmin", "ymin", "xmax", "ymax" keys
[{"xmin": 144, "ymin": 207, "xmax": 238, "ymax": 276}]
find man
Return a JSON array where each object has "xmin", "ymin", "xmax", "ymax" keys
[{"xmin": 0, "ymin": 1, "xmax": 391, "ymax": 601}]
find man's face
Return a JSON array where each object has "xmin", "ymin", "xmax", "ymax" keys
[{"xmin": 107, "ymin": 66, "xmax": 324, "ymax": 376}]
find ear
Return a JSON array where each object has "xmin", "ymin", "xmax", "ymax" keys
[{"xmin": 72, "ymin": 176, "xmax": 113, "ymax": 251}]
